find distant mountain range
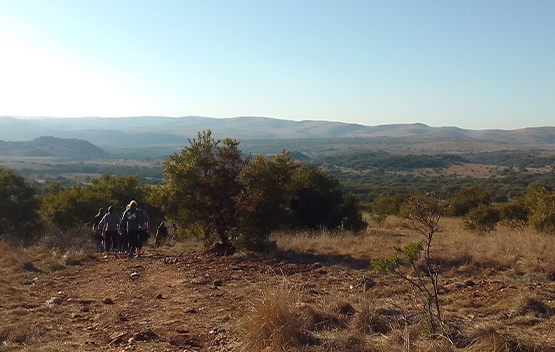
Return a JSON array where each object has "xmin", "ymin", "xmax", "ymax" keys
[{"xmin": 1, "ymin": 116, "xmax": 554, "ymax": 158}]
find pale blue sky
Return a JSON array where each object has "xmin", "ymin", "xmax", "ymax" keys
[{"xmin": 1, "ymin": 1, "xmax": 554, "ymax": 130}]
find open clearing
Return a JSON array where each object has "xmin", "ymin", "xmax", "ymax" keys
[{"xmin": 2, "ymin": 218, "xmax": 555, "ymax": 351}]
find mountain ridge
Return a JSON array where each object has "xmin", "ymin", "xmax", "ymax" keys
[{"xmin": 1, "ymin": 116, "xmax": 554, "ymax": 151}]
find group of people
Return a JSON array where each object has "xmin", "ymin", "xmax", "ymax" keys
[
  {"xmin": 93, "ymin": 200, "xmax": 150, "ymax": 257},
  {"xmin": 93, "ymin": 200, "xmax": 178, "ymax": 258}
]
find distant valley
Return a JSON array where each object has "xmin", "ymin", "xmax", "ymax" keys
[
  {"xmin": 1, "ymin": 116, "xmax": 554, "ymax": 201},
  {"xmin": 1, "ymin": 116, "xmax": 555, "ymax": 158}
]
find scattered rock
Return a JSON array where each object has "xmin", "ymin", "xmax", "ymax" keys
[
  {"xmin": 191, "ymin": 278, "xmax": 210, "ymax": 285},
  {"xmin": 361, "ymin": 277, "xmax": 376, "ymax": 289},
  {"xmin": 465, "ymin": 280, "xmax": 476, "ymax": 287},
  {"xmin": 23, "ymin": 261, "xmax": 40, "ymax": 272},
  {"xmin": 205, "ymin": 242, "xmax": 236, "ymax": 256},
  {"xmin": 169, "ymin": 335, "xmax": 203, "ymax": 348},
  {"xmin": 109, "ymin": 331, "xmax": 128, "ymax": 345},
  {"xmin": 102, "ymin": 298, "xmax": 114, "ymax": 304},
  {"xmin": 71, "ymin": 313, "xmax": 81, "ymax": 319},
  {"xmin": 155, "ymin": 293, "xmax": 164, "ymax": 299},
  {"xmin": 78, "ymin": 299, "xmax": 94, "ymax": 305},
  {"xmin": 46, "ymin": 297, "xmax": 62, "ymax": 305},
  {"xmin": 336, "ymin": 302, "xmax": 356, "ymax": 316},
  {"xmin": 130, "ymin": 272, "xmax": 140, "ymax": 279},
  {"xmin": 213, "ymin": 279, "xmax": 223, "ymax": 287},
  {"xmin": 133, "ymin": 329, "xmax": 158, "ymax": 341}
]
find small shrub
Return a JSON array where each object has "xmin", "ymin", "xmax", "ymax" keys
[
  {"xmin": 464, "ymin": 204, "xmax": 501, "ymax": 233},
  {"xmin": 498, "ymin": 200, "xmax": 528, "ymax": 229}
]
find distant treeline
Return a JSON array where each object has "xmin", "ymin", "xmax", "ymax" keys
[
  {"xmin": 304, "ymin": 150, "xmax": 555, "ymax": 203},
  {"xmin": 10, "ymin": 149, "xmax": 555, "ymax": 203},
  {"xmin": 317, "ymin": 153, "xmax": 463, "ymax": 170},
  {"xmin": 313, "ymin": 150, "xmax": 555, "ymax": 171}
]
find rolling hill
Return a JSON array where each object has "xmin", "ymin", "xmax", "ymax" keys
[
  {"xmin": 1, "ymin": 116, "xmax": 555, "ymax": 157},
  {"xmin": 0, "ymin": 136, "xmax": 111, "ymax": 159}
]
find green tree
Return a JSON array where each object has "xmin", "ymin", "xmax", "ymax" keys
[
  {"xmin": 153, "ymin": 131, "xmax": 246, "ymax": 247},
  {"xmin": 0, "ymin": 168, "xmax": 41, "ymax": 242},
  {"xmin": 39, "ymin": 174, "xmax": 148, "ymax": 228},
  {"xmin": 447, "ymin": 185, "xmax": 492, "ymax": 217},
  {"xmin": 237, "ymin": 151, "xmax": 307, "ymax": 248},
  {"xmin": 369, "ymin": 193, "xmax": 407, "ymax": 223},
  {"xmin": 524, "ymin": 183, "xmax": 555, "ymax": 234},
  {"xmin": 291, "ymin": 168, "xmax": 367, "ymax": 232}
]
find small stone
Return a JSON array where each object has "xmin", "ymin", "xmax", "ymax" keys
[
  {"xmin": 130, "ymin": 272, "xmax": 140, "ymax": 279},
  {"xmin": 102, "ymin": 298, "xmax": 114, "ymax": 304},
  {"xmin": 109, "ymin": 332, "xmax": 128, "ymax": 345},
  {"xmin": 47, "ymin": 297, "xmax": 62, "ymax": 305},
  {"xmin": 213, "ymin": 279, "xmax": 223, "ymax": 287},
  {"xmin": 155, "ymin": 293, "xmax": 164, "ymax": 299}
]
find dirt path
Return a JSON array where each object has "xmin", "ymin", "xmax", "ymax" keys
[{"xmin": 7, "ymin": 246, "xmax": 351, "ymax": 352}]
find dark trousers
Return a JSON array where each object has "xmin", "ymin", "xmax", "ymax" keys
[
  {"xmin": 104, "ymin": 231, "xmax": 119, "ymax": 252},
  {"xmin": 119, "ymin": 232, "xmax": 129, "ymax": 253},
  {"xmin": 128, "ymin": 229, "xmax": 141, "ymax": 254}
]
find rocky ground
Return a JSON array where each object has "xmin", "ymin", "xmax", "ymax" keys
[
  {"xmin": 2, "ymin": 242, "xmax": 366, "ymax": 351},
  {"xmin": 3, "ymin": 235, "xmax": 555, "ymax": 351}
]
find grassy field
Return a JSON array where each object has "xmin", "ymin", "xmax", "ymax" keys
[{"xmin": 2, "ymin": 216, "xmax": 555, "ymax": 351}]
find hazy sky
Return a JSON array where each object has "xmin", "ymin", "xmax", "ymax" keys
[{"xmin": 1, "ymin": 1, "xmax": 554, "ymax": 130}]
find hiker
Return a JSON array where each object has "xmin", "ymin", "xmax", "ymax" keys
[
  {"xmin": 155, "ymin": 222, "xmax": 169, "ymax": 247},
  {"xmin": 120, "ymin": 200, "xmax": 143, "ymax": 257},
  {"xmin": 137, "ymin": 203, "xmax": 150, "ymax": 256},
  {"xmin": 99, "ymin": 205, "xmax": 121, "ymax": 256},
  {"xmin": 93, "ymin": 208, "xmax": 105, "ymax": 252}
]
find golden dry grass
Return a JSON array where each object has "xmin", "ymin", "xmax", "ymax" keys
[{"xmin": 266, "ymin": 215, "xmax": 555, "ymax": 351}]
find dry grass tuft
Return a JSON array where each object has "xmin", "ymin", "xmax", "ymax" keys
[
  {"xmin": 237, "ymin": 285, "xmax": 315, "ymax": 351},
  {"xmin": 545, "ymin": 263, "xmax": 555, "ymax": 281},
  {"xmin": 298, "ymin": 302, "xmax": 346, "ymax": 332},
  {"xmin": 465, "ymin": 325, "xmax": 531, "ymax": 352},
  {"xmin": 40, "ymin": 224, "xmax": 96, "ymax": 251},
  {"xmin": 510, "ymin": 295, "xmax": 555, "ymax": 319},
  {"xmin": 321, "ymin": 334, "xmax": 378, "ymax": 352},
  {"xmin": 351, "ymin": 302, "xmax": 392, "ymax": 335}
]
